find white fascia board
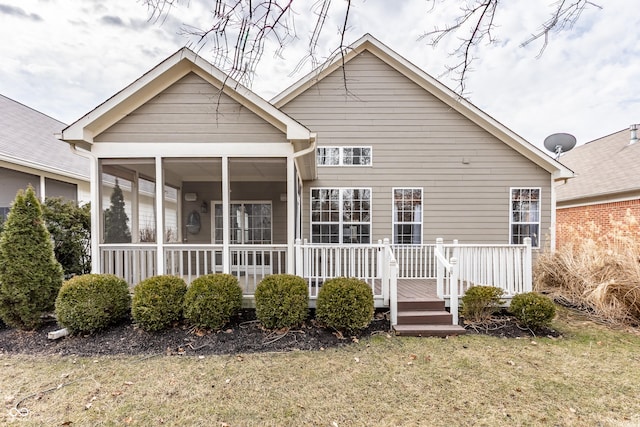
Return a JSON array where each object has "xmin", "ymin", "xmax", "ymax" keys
[
  {"xmin": 0, "ymin": 154, "xmax": 89, "ymax": 182},
  {"xmin": 61, "ymin": 48, "xmax": 311, "ymax": 147},
  {"xmin": 88, "ymin": 142, "xmax": 295, "ymax": 158}
]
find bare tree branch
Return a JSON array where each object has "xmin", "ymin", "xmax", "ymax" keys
[
  {"xmin": 144, "ymin": 1, "xmax": 601, "ymax": 95},
  {"xmin": 521, "ymin": 0, "xmax": 603, "ymax": 58},
  {"xmin": 420, "ymin": 0, "xmax": 601, "ymax": 94}
]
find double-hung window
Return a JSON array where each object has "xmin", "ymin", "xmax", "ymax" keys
[
  {"xmin": 510, "ymin": 188, "xmax": 540, "ymax": 247},
  {"xmin": 393, "ymin": 188, "xmax": 423, "ymax": 244},
  {"xmin": 311, "ymin": 188, "xmax": 371, "ymax": 243},
  {"xmin": 317, "ymin": 147, "xmax": 372, "ymax": 166}
]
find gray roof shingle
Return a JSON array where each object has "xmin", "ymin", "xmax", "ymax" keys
[
  {"xmin": 0, "ymin": 94, "xmax": 88, "ymax": 179},
  {"xmin": 556, "ymin": 127, "xmax": 640, "ymax": 203}
]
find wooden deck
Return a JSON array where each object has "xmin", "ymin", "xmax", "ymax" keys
[{"xmin": 397, "ymin": 278, "xmax": 438, "ymax": 300}]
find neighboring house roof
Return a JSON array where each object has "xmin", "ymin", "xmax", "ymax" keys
[
  {"xmin": 556, "ymin": 126, "xmax": 640, "ymax": 205},
  {"xmin": 60, "ymin": 48, "xmax": 315, "ymax": 146},
  {"xmin": 0, "ymin": 94, "xmax": 88, "ymax": 180},
  {"xmin": 272, "ymin": 33, "xmax": 573, "ymax": 181}
]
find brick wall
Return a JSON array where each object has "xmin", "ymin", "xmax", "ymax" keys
[{"xmin": 556, "ymin": 199, "xmax": 640, "ymax": 248}]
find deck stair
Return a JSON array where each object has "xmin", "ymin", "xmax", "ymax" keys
[{"xmin": 393, "ymin": 298, "xmax": 466, "ymax": 337}]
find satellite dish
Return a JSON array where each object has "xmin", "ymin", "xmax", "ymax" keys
[{"xmin": 544, "ymin": 133, "xmax": 576, "ymax": 159}]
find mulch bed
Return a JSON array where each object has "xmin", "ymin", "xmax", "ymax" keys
[{"xmin": 0, "ymin": 310, "xmax": 559, "ymax": 357}]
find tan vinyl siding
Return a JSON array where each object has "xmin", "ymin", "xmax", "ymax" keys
[
  {"xmin": 283, "ymin": 51, "xmax": 551, "ymax": 245},
  {"xmin": 95, "ymin": 73, "xmax": 286, "ymax": 143}
]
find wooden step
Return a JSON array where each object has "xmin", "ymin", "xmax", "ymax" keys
[
  {"xmin": 397, "ymin": 310, "xmax": 452, "ymax": 325},
  {"xmin": 393, "ymin": 324, "xmax": 467, "ymax": 337},
  {"xmin": 397, "ymin": 299, "xmax": 445, "ymax": 311}
]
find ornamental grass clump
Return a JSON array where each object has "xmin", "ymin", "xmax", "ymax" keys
[
  {"xmin": 255, "ymin": 274, "xmax": 308, "ymax": 329},
  {"xmin": 316, "ymin": 277, "xmax": 374, "ymax": 333},
  {"xmin": 183, "ymin": 274, "xmax": 242, "ymax": 330},
  {"xmin": 460, "ymin": 285, "xmax": 505, "ymax": 324},
  {"xmin": 510, "ymin": 292, "xmax": 556, "ymax": 329},
  {"xmin": 55, "ymin": 274, "xmax": 131, "ymax": 334},
  {"xmin": 132, "ymin": 275, "xmax": 187, "ymax": 332},
  {"xmin": 0, "ymin": 187, "xmax": 64, "ymax": 329},
  {"xmin": 536, "ymin": 210, "xmax": 640, "ymax": 325}
]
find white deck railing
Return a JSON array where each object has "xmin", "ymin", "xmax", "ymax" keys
[
  {"xmin": 99, "ymin": 238, "xmax": 531, "ymax": 307},
  {"xmin": 443, "ymin": 239, "xmax": 532, "ymax": 296},
  {"xmin": 100, "ymin": 244, "xmax": 157, "ymax": 286},
  {"xmin": 164, "ymin": 244, "xmax": 224, "ymax": 284},
  {"xmin": 295, "ymin": 239, "xmax": 386, "ymax": 299}
]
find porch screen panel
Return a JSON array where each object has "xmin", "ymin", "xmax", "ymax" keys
[
  {"xmin": 215, "ymin": 202, "xmax": 272, "ymax": 244},
  {"xmin": 100, "ymin": 159, "xmax": 156, "ymax": 244}
]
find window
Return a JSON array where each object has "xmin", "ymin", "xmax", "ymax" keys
[
  {"xmin": 317, "ymin": 146, "xmax": 372, "ymax": 166},
  {"xmin": 510, "ymin": 188, "xmax": 540, "ymax": 247},
  {"xmin": 311, "ymin": 188, "xmax": 371, "ymax": 243},
  {"xmin": 393, "ymin": 188, "xmax": 422, "ymax": 244},
  {"xmin": 214, "ymin": 202, "xmax": 272, "ymax": 244}
]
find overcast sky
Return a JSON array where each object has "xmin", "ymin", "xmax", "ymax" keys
[{"xmin": 1, "ymin": 0, "xmax": 638, "ymax": 151}]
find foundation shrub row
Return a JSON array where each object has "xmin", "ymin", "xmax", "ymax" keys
[{"xmin": 52, "ymin": 273, "xmax": 375, "ymax": 334}]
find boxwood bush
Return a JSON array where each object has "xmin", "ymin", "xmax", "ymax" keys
[
  {"xmin": 55, "ymin": 274, "xmax": 131, "ymax": 333},
  {"xmin": 255, "ymin": 274, "xmax": 308, "ymax": 329},
  {"xmin": 460, "ymin": 285, "xmax": 505, "ymax": 323},
  {"xmin": 132, "ymin": 275, "xmax": 187, "ymax": 332},
  {"xmin": 316, "ymin": 277, "xmax": 374, "ymax": 333},
  {"xmin": 183, "ymin": 274, "xmax": 242, "ymax": 330},
  {"xmin": 510, "ymin": 292, "xmax": 556, "ymax": 329}
]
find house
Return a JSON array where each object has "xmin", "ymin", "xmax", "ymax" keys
[
  {"xmin": 556, "ymin": 125, "xmax": 640, "ymax": 247},
  {"xmin": 0, "ymin": 94, "xmax": 90, "ymax": 222},
  {"xmin": 59, "ymin": 34, "xmax": 572, "ymax": 334}
]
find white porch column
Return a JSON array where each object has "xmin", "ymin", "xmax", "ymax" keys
[
  {"xmin": 131, "ymin": 172, "xmax": 139, "ymax": 243},
  {"xmin": 155, "ymin": 156, "xmax": 165, "ymax": 276},
  {"xmin": 91, "ymin": 157, "xmax": 100, "ymax": 273},
  {"xmin": 286, "ymin": 156, "xmax": 295, "ymax": 273},
  {"xmin": 222, "ymin": 156, "xmax": 230, "ymax": 273}
]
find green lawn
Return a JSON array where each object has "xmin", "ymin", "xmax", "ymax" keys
[{"xmin": 2, "ymin": 310, "xmax": 639, "ymax": 426}]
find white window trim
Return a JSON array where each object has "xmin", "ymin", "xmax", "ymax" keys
[
  {"xmin": 392, "ymin": 187, "xmax": 423, "ymax": 245},
  {"xmin": 310, "ymin": 187, "xmax": 372, "ymax": 244},
  {"xmin": 317, "ymin": 146, "xmax": 373, "ymax": 167},
  {"xmin": 509, "ymin": 187, "xmax": 541, "ymax": 248}
]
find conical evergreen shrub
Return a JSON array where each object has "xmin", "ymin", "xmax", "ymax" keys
[{"xmin": 0, "ymin": 186, "xmax": 64, "ymax": 329}]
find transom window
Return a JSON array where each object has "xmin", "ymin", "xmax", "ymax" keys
[
  {"xmin": 393, "ymin": 188, "xmax": 423, "ymax": 244},
  {"xmin": 311, "ymin": 188, "xmax": 371, "ymax": 243},
  {"xmin": 317, "ymin": 146, "xmax": 372, "ymax": 166},
  {"xmin": 510, "ymin": 188, "xmax": 540, "ymax": 247}
]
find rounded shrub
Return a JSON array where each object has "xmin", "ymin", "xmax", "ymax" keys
[
  {"xmin": 255, "ymin": 274, "xmax": 308, "ymax": 329},
  {"xmin": 510, "ymin": 292, "xmax": 556, "ymax": 329},
  {"xmin": 132, "ymin": 275, "xmax": 187, "ymax": 332},
  {"xmin": 183, "ymin": 274, "xmax": 242, "ymax": 330},
  {"xmin": 316, "ymin": 277, "xmax": 374, "ymax": 333},
  {"xmin": 461, "ymin": 285, "xmax": 505, "ymax": 323},
  {"xmin": 55, "ymin": 274, "xmax": 131, "ymax": 334}
]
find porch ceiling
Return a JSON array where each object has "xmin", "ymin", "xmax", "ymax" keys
[{"xmin": 164, "ymin": 158, "xmax": 287, "ymax": 182}]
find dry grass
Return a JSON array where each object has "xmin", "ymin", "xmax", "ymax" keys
[
  {"xmin": 537, "ymin": 210, "xmax": 640, "ymax": 325},
  {"xmin": 2, "ymin": 310, "xmax": 640, "ymax": 426}
]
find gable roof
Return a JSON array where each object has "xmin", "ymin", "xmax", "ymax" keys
[
  {"xmin": 60, "ymin": 48, "xmax": 314, "ymax": 148},
  {"xmin": 0, "ymin": 94, "xmax": 88, "ymax": 180},
  {"xmin": 556, "ymin": 126, "xmax": 640, "ymax": 204},
  {"xmin": 272, "ymin": 34, "xmax": 573, "ymax": 181}
]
